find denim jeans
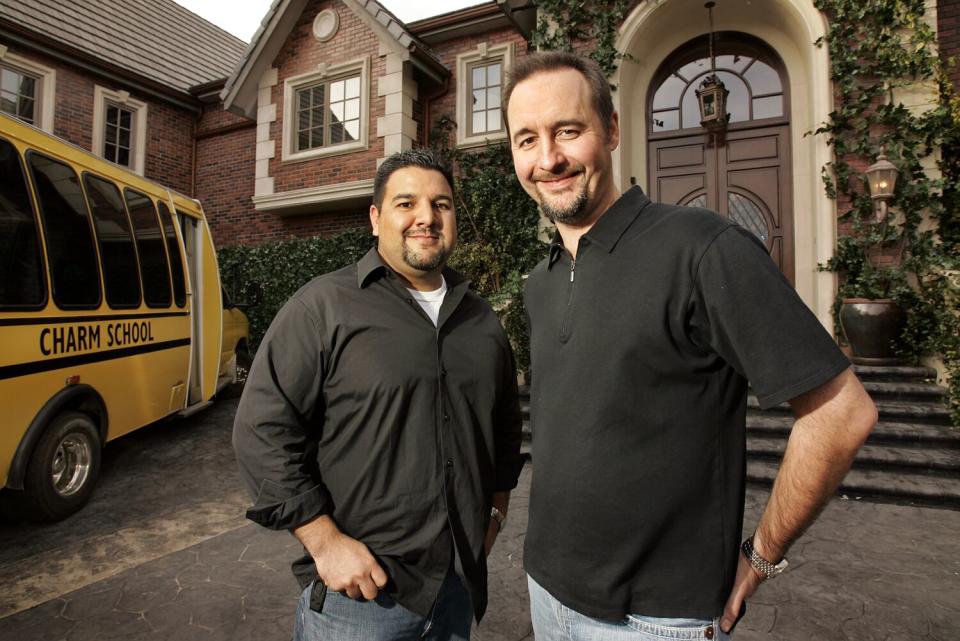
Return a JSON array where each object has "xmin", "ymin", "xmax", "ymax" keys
[
  {"xmin": 528, "ymin": 575, "xmax": 730, "ymax": 641},
  {"xmin": 294, "ymin": 570, "xmax": 473, "ymax": 641}
]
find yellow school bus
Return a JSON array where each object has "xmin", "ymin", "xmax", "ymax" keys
[{"xmin": 0, "ymin": 112, "xmax": 248, "ymax": 521}]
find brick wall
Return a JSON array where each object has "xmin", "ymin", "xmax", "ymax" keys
[
  {"xmin": 940, "ymin": 0, "xmax": 960, "ymax": 91},
  {"xmin": 270, "ymin": 0, "xmax": 384, "ymax": 193}
]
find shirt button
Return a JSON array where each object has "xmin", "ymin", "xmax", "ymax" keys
[
  {"xmin": 705, "ymin": 625, "xmax": 714, "ymax": 639},
  {"xmin": 445, "ymin": 458, "xmax": 453, "ymax": 467},
  {"xmin": 443, "ymin": 413, "xmax": 449, "ymax": 422}
]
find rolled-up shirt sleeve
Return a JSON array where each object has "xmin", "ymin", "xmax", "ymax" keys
[
  {"xmin": 232, "ymin": 296, "xmax": 332, "ymax": 530},
  {"xmin": 493, "ymin": 340, "xmax": 523, "ymax": 492}
]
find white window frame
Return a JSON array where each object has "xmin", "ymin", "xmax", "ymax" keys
[
  {"xmin": 282, "ymin": 57, "xmax": 370, "ymax": 163},
  {"xmin": 456, "ymin": 42, "xmax": 513, "ymax": 149},
  {"xmin": 0, "ymin": 46, "xmax": 56, "ymax": 132},
  {"xmin": 92, "ymin": 85, "xmax": 147, "ymax": 174}
]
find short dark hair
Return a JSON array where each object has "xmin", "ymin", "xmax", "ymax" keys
[
  {"xmin": 372, "ymin": 148, "xmax": 455, "ymax": 210},
  {"xmin": 502, "ymin": 51, "xmax": 615, "ymax": 137}
]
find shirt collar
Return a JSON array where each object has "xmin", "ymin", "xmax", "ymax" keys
[
  {"xmin": 357, "ymin": 246, "xmax": 468, "ymax": 290},
  {"xmin": 548, "ymin": 186, "xmax": 650, "ymax": 268}
]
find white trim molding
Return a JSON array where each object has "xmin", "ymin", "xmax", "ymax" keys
[
  {"xmin": 455, "ymin": 41, "xmax": 513, "ymax": 149},
  {"xmin": 281, "ymin": 56, "xmax": 371, "ymax": 164},
  {"xmin": 0, "ymin": 47, "xmax": 56, "ymax": 133},
  {"xmin": 256, "ymin": 67, "xmax": 279, "ymax": 197},
  {"xmin": 92, "ymin": 85, "xmax": 147, "ymax": 175},
  {"xmin": 252, "ymin": 178, "xmax": 374, "ymax": 215}
]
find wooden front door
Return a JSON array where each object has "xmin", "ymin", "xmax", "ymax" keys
[{"xmin": 646, "ymin": 34, "xmax": 794, "ymax": 284}]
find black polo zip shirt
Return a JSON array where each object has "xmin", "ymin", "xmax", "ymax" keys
[
  {"xmin": 233, "ymin": 248, "xmax": 523, "ymax": 621},
  {"xmin": 522, "ymin": 187, "xmax": 849, "ymax": 620}
]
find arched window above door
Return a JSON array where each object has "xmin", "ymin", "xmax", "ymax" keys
[{"xmin": 650, "ymin": 35, "xmax": 786, "ymax": 134}]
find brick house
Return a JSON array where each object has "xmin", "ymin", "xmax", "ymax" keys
[{"xmin": 3, "ymin": 0, "xmax": 958, "ymax": 328}]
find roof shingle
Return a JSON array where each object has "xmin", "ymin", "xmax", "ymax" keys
[{"xmin": 0, "ymin": 0, "xmax": 247, "ymax": 94}]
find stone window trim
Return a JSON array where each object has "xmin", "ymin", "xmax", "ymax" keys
[
  {"xmin": 0, "ymin": 46, "xmax": 56, "ymax": 132},
  {"xmin": 456, "ymin": 42, "xmax": 514, "ymax": 149},
  {"xmin": 281, "ymin": 57, "xmax": 370, "ymax": 164},
  {"xmin": 92, "ymin": 85, "xmax": 147, "ymax": 175}
]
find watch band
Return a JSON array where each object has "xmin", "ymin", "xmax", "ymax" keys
[
  {"xmin": 741, "ymin": 534, "xmax": 788, "ymax": 580},
  {"xmin": 490, "ymin": 506, "xmax": 506, "ymax": 530}
]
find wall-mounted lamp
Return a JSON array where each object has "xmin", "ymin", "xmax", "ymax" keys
[{"xmin": 865, "ymin": 147, "xmax": 899, "ymax": 222}]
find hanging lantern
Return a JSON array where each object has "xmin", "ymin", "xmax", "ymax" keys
[
  {"xmin": 697, "ymin": 2, "xmax": 729, "ymax": 146},
  {"xmin": 865, "ymin": 147, "xmax": 899, "ymax": 222}
]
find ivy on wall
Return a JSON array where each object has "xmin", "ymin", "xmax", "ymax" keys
[{"xmin": 814, "ymin": 0, "xmax": 960, "ymax": 422}]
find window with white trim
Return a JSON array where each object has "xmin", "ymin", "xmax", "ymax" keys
[
  {"xmin": 295, "ymin": 73, "xmax": 361, "ymax": 151},
  {"xmin": 456, "ymin": 42, "xmax": 513, "ymax": 148},
  {"xmin": 92, "ymin": 86, "xmax": 147, "ymax": 174},
  {"xmin": 467, "ymin": 59, "xmax": 503, "ymax": 137},
  {"xmin": 282, "ymin": 58, "xmax": 369, "ymax": 162},
  {"xmin": 0, "ymin": 49, "xmax": 56, "ymax": 131}
]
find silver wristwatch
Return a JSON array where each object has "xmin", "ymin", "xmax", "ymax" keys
[
  {"xmin": 490, "ymin": 506, "xmax": 506, "ymax": 530},
  {"xmin": 741, "ymin": 534, "xmax": 788, "ymax": 580}
]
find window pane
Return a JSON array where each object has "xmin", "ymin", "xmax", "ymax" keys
[
  {"xmin": 0, "ymin": 138, "xmax": 45, "ymax": 307},
  {"xmin": 728, "ymin": 193, "xmax": 769, "ymax": 241},
  {"xmin": 676, "ymin": 57, "xmax": 710, "ymax": 81},
  {"xmin": 312, "ymin": 85, "xmax": 324, "ymax": 105},
  {"xmin": 345, "ymin": 121, "xmax": 359, "ymax": 141},
  {"xmin": 84, "ymin": 174, "xmax": 140, "ymax": 307},
  {"xmin": 329, "ymin": 101, "xmax": 345, "ymax": 122},
  {"xmin": 472, "ymin": 66, "xmax": 485, "ymax": 89},
  {"xmin": 118, "ymin": 128, "xmax": 130, "ymax": 148},
  {"xmin": 329, "ymin": 122, "xmax": 344, "ymax": 144},
  {"xmin": 117, "ymin": 147, "xmax": 130, "ymax": 167},
  {"xmin": 487, "ymin": 109, "xmax": 501, "ymax": 132},
  {"xmin": 158, "ymin": 202, "xmax": 186, "ymax": 307},
  {"xmin": 716, "ymin": 71, "xmax": 749, "ymax": 123},
  {"xmin": 487, "ymin": 86, "xmax": 500, "ymax": 110},
  {"xmin": 652, "ymin": 109, "xmax": 679, "ymax": 132},
  {"xmin": 653, "ymin": 75, "xmax": 685, "ymax": 110},
  {"xmin": 104, "ymin": 143, "xmax": 116, "ymax": 162},
  {"xmin": 744, "ymin": 60, "xmax": 781, "ymax": 96},
  {"xmin": 344, "ymin": 76, "xmax": 360, "ymax": 99},
  {"xmin": 18, "ymin": 97, "xmax": 35, "ymax": 123},
  {"xmin": 753, "ymin": 95, "xmax": 783, "ymax": 120},
  {"xmin": 685, "ymin": 194, "xmax": 707, "ymax": 208},
  {"xmin": 19, "ymin": 75, "xmax": 36, "ymax": 96},
  {"xmin": 28, "ymin": 153, "xmax": 101, "ymax": 307},
  {"xmin": 119, "ymin": 109, "xmax": 131, "ymax": 129},
  {"xmin": 297, "ymin": 89, "xmax": 310, "ymax": 112},
  {"xmin": 330, "ymin": 79, "xmax": 344, "ymax": 102},
  {"xmin": 344, "ymin": 98, "xmax": 360, "ymax": 120},
  {"xmin": 473, "ymin": 88, "xmax": 486, "ymax": 111},
  {"xmin": 488, "ymin": 63, "xmax": 501, "ymax": 86},
  {"xmin": 472, "ymin": 112, "xmax": 485, "ymax": 134},
  {"xmin": 107, "ymin": 105, "xmax": 119, "ymax": 126},
  {"xmin": 0, "ymin": 94, "xmax": 16, "ymax": 116},
  {"xmin": 0, "ymin": 69, "xmax": 17, "ymax": 94},
  {"xmin": 716, "ymin": 54, "xmax": 751, "ymax": 73},
  {"xmin": 125, "ymin": 189, "xmax": 171, "ymax": 307},
  {"xmin": 297, "ymin": 108, "xmax": 311, "ymax": 132},
  {"xmin": 311, "ymin": 106, "xmax": 324, "ymax": 129},
  {"xmin": 298, "ymin": 130, "xmax": 310, "ymax": 151}
]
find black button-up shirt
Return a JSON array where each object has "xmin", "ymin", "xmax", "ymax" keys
[{"xmin": 233, "ymin": 248, "xmax": 523, "ymax": 620}]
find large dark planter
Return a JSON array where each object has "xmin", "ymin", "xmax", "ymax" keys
[{"xmin": 839, "ymin": 298, "xmax": 905, "ymax": 365}]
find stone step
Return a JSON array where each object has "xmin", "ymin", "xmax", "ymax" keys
[
  {"xmin": 747, "ymin": 437, "xmax": 960, "ymax": 473},
  {"xmin": 747, "ymin": 459, "xmax": 960, "ymax": 508},
  {"xmin": 852, "ymin": 364, "xmax": 939, "ymax": 384},
  {"xmin": 861, "ymin": 380, "xmax": 947, "ymax": 403},
  {"xmin": 747, "ymin": 414, "xmax": 960, "ymax": 446},
  {"xmin": 748, "ymin": 395, "xmax": 952, "ymax": 425}
]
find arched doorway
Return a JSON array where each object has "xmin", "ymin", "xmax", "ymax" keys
[{"xmin": 647, "ymin": 33, "xmax": 795, "ymax": 283}]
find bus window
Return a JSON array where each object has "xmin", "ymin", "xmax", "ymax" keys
[
  {"xmin": 124, "ymin": 189, "xmax": 171, "ymax": 308},
  {"xmin": 158, "ymin": 201, "xmax": 186, "ymax": 307},
  {"xmin": 83, "ymin": 174, "xmax": 141, "ymax": 308},
  {"xmin": 27, "ymin": 152, "xmax": 101, "ymax": 309},
  {"xmin": 0, "ymin": 137, "xmax": 45, "ymax": 308}
]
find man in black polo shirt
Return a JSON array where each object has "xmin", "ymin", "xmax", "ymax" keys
[
  {"xmin": 233, "ymin": 149, "xmax": 523, "ymax": 641},
  {"xmin": 504, "ymin": 52, "xmax": 877, "ymax": 639}
]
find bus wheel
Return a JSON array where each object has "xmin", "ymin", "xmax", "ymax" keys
[
  {"xmin": 23, "ymin": 412, "xmax": 102, "ymax": 522},
  {"xmin": 235, "ymin": 348, "xmax": 252, "ymax": 386}
]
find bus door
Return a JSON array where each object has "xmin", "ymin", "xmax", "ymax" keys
[{"xmin": 177, "ymin": 209, "xmax": 221, "ymax": 404}]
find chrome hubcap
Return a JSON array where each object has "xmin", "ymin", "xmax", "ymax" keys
[{"xmin": 51, "ymin": 434, "xmax": 92, "ymax": 497}]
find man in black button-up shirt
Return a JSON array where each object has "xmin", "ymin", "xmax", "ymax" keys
[{"xmin": 233, "ymin": 149, "xmax": 523, "ymax": 640}]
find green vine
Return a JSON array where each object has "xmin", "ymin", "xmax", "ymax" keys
[
  {"xmin": 815, "ymin": 0, "xmax": 960, "ymax": 423},
  {"xmin": 530, "ymin": 0, "xmax": 632, "ymax": 77}
]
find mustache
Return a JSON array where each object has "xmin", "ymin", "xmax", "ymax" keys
[
  {"xmin": 404, "ymin": 228, "xmax": 440, "ymax": 238},
  {"xmin": 532, "ymin": 166, "xmax": 584, "ymax": 182}
]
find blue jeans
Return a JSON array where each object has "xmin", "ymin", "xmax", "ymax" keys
[
  {"xmin": 528, "ymin": 575, "xmax": 730, "ymax": 641},
  {"xmin": 294, "ymin": 571, "xmax": 473, "ymax": 641}
]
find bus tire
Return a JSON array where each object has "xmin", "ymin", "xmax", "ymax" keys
[
  {"xmin": 235, "ymin": 347, "xmax": 252, "ymax": 386},
  {"xmin": 22, "ymin": 412, "xmax": 102, "ymax": 522}
]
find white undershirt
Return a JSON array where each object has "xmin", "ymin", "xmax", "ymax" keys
[{"xmin": 407, "ymin": 277, "xmax": 447, "ymax": 326}]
